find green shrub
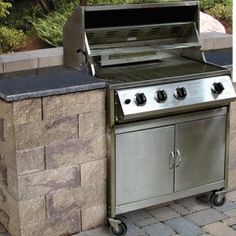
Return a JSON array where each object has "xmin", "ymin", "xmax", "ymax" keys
[
  {"xmin": 207, "ymin": 3, "xmax": 232, "ymax": 26},
  {"xmin": 32, "ymin": 12, "xmax": 67, "ymax": 47},
  {"xmin": 0, "ymin": 0, "xmax": 11, "ymax": 18},
  {"xmin": 0, "ymin": 26, "xmax": 26, "ymax": 54}
]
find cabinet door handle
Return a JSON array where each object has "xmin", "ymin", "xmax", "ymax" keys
[
  {"xmin": 169, "ymin": 151, "xmax": 175, "ymax": 169},
  {"xmin": 176, "ymin": 149, "xmax": 182, "ymax": 167}
]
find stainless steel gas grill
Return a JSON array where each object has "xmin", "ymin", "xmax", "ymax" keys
[{"xmin": 64, "ymin": 1, "xmax": 236, "ymax": 235}]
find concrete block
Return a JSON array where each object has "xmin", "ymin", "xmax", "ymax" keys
[
  {"xmin": 13, "ymin": 99, "xmax": 42, "ymax": 125},
  {"xmin": 42, "ymin": 90, "xmax": 105, "ymax": 120},
  {"xmin": 19, "ymin": 197, "xmax": 46, "ymax": 224},
  {"xmin": 186, "ymin": 208, "xmax": 227, "ymax": 226},
  {"xmin": 165, "ymin": 217, "xmax": 204, "ymax": 236},
  {"xmin": 46, "ymin": 135, "xmax": 106, "ymax": 169},
  {"xmin": 46, "ymin": 187, "xmax": 83, "ymax": 218},
  {"xmin": 223, "ymin": 217, "xmax": 236, "ymax": 226},
  {"xmin": 16, "ymin": 147, "xmax": 45, "ymax": 175},
  {"xmin": 224, "ymin": 209, "xmax": 236, "ymax": 217},
  {"xmin": 227, "ymin": 191, "xmax": 236, "ymax": 202},
  {"xmin": 203, "ymin": 222, "xmax": 236, "ymax": 236},
  {"xmin": 176, "ymin": 197, "xmax": 209, "ymax": 213},
  {"xmin": 21, "ymin": 212, "xmax": 81, "ymax": 236},
  {"xmin": 142, "ymin": 222, "xmax": 175, "ymax": 236},
  {"xmin": 213, "ymin": 201, "xmax": 236, "ymax": 213},
  {"xmin": 124, "ymin": 210, "xmax": 152, "ymax": 223},
  {"xmin": 169, "ymin": 203, "xmax": 191, "ymax": 216},
  {"xmin": 15, "ymin": 116, "xmax": 78, "ymax": 150},
  {"xmin": 149, "ymin": 206, "xmax": 180, "ymax": 221},
  {"xmin": 79, "ymin": 111, "xmax": 106, "ymax": 138},
  {"xmin": 82, "ymin": 204, "xmax": 106, "ymax": 231},
  {"xmin": 81, "ymin": 159, "xmax": 106, "ymax": 187},
  {"xmin": 134, "ymin": 217, "xmax": 159, "ymax": 228},
  {"xmin": 1, "ymin": 53, "xmax": 38, "ymax": 73},
  {"xmin": 17, "ymin": 166, "xmax": 80, "ymax": 200}
]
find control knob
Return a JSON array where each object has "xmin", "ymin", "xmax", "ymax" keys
[
  {"xmin": 156, "ymin": 90, "xmax": 167, "ymax": 103},
  {"xmin": 211, "ymin": 82, "xmax": 224, "ymax": 94},
  {"xmin": 135, "ymin": 93, "xmax": 147, "ymax": 106},
  {"xmin": 174, "ymin": 87, "xmax": 187, "ymax": 100}
]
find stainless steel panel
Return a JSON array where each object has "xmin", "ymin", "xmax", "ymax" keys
[
  {"xmin": 116, "ymin": 180, "xmax": 225, "ymax": 215},
  {"xmin": 116, "ymin": 126, "xmax": 174, "ymax": 206},
  {"xmin": 115, "ymin": 107, "xmax": 227, "ymax": 134},
  {"xmin": 116, "ymin": 76, "xmax": 235, "ymax": 121},
  {"xmin": 175, "ymin": 116, "xmax": 226, "ymax": 191}
]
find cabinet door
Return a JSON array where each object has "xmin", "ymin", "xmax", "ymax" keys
[
  {"xmin": 116, "ymin": 126, "xmax": 174, "ymax": 206},
  {"xmin": 175, "ymin": 116, "xmax": 226, "ymax": 192}
]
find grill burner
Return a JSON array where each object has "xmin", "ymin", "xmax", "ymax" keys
[{"xmin": 64, "ymin": 1, "xmax": 236, "ymax": 235}]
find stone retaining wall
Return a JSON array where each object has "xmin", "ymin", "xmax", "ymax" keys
[{"xmin": 0, "ymin": 90, "xmax": 106, "ymax": 236}]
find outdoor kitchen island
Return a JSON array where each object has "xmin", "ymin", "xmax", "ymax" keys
[{"xmin": 0, "ymin": 66, "xmax": 107, "ymax": 236}]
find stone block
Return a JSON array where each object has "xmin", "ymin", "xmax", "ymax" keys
[
  {"xmin": 134, "ymin": 217, "xmax": 159, "ymax": 228},
  {"xmin": 223, "ymin": 217, "xmax": 236, "ymax": 226},
  {"xmin": 0, "ymin": 161, "xmax": 7, "ymax": 188},
  {"xmin": 169, "ymin": 203, "xmax": 191, "ymax": 216},
  {"xmin": 165, "ymin": 217, "xmax": 204, "ymax": 236},
  {"xmin": 15, "ymin": 116, "xmax": 78, "ymax": 150},
  {"xmin": 149, "ymin": 206, "xmax": 180, "ymax": 221},
  {"xmin": 13, "ymin": 99, "xmax": 42, "ymax": 125},
  {"xmin": 21, "ymin": 212, "xmax": 81, "ymax": 236},
  {"xmin": 176, "ymin": 197, "xmax": 209, "ymax": 213},
  {"xmin": 79, "ymin": 111, "xmax": 106, "ymax": 138},
  {"xmin": 46, "ymin": 135, "xmax": 106, "ymax": 169},
  {"xmin": 224, "ymin": 209, "xmax": 236, "ymax": 217},
  {"xmin": 203, "ymin": 222, "xmax": 236, "ymax": 236},
  {"xmin": 81, "ymin": 159, "xmax": 106, "ymax": 187},
  {"xmin": 84, "ymin": 226, "xmax": 110, "ymax": 236},
  {"xmin": 0, "ymin": 100, "xmax": 13, "ymax": 122},
  {"xmin": 6, "ymin": 169, "xmax": 18, "ymax": 200},
  {"xmin": 16, "ymin": 146, "xmax": 45, "ymax": 175},
  {"xmin": 213, "ymin": 201, "xmax": 236, "ymax": 213},
  {"xmin": 82, "ymin": 204, "xmax": 106, "ymax": 231},
  {"xmin": 0, "ymin": 187, "xmax": 20, "ymax": 236},
  {"xmin": 124, "ymin": 210, "xmax": 152, "ymax": 223},
  {"xmin": 227, "ymin": 191, "xmax": 236, "ymax": 202},
  {"xmin": 142, "ymin": 222, "xmax": 175, "ymax": 236},
  {"xmin": 1, "ymin": 53, "xmax": 38, "ymax": 73},
  {"xmin": 46, "ymin": 187, "xmax": 84, "ymax": 218},
  {"xmin": 82, "ymin": 183, "xmax": 106, "ymax": 209},
  {"xmin": 121, "ymin": 219, "xmax": 147, "ymax": 236},
  {"xmin": 185, "ymin": 208, "xmax": 227, "ymax": 226},
  {"xmin": 38, "ymin": 55, "xmax": 63, "ymax": 68},
  {"xmin": 17, "ymin": 166, "xmax": 80, "ymax": 200},
  {"xmin": 42, "ymin": 90, "xmax": 105, "ymax": 120},
  {"xmin": 19, "ymin": 197, "xmax": 46, "ymax": 224}
]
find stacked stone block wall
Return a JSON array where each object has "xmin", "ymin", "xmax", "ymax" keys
[{"xmin": 0, "ymin": 89, "xmax": 106, "ymax": 236}]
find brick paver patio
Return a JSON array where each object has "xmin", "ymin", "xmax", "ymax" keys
[{"xmin": 1, "ymin": 191, "xmax": 236, "ymax": 236}]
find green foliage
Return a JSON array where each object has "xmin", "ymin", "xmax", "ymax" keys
[
  {"xmin": 200, "ymin": 0, "xmax": 232, "ymax": 29},
  {"xmin": 32, "ymin": 12, "xmax": 67, "ymax": 47},
  {"xmin": 0, "ymin": 26, "xmax": 26, "ymax": 54},
  {"xmin": 207, "ymin": 3, "xmax": 232, "ymax": 27},
  {"xmin": 0, "ymin": 0, "xmax": 11, "ymax": 18}
]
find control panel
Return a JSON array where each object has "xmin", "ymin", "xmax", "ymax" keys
[{"xmin": 116, "ymin": 76, "xmax": 236, "ymax": 121}]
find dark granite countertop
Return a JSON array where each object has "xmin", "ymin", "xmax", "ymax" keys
[{"xmin": 0, "ymin": 66, "xmax": 106, "ymax": 102}]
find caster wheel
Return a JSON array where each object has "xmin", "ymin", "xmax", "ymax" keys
[
  {"xmin": 210, "ymin": 193, "xmax": 225, "ymax": 207},
  {"xmin": 109, "ymin": 220, "xmax": 127, "ymax": 236}
]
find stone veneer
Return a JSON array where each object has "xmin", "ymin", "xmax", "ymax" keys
[{"xmin": 0, "ymin": 89, "xmax": 106, "ymax": 236}]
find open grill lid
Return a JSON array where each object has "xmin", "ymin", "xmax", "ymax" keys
[{"xmin": 64, "ymin": 1, "xmax": 200, "ymax": 70}]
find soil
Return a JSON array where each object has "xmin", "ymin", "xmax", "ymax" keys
[{"xmin": 22, "ymin": 32, "xmax": 51, "ymax": 51}]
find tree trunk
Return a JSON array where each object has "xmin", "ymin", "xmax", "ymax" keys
[{"xmin": 37, "ymin": 0, "xmax": 56, "ymax": 14}]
